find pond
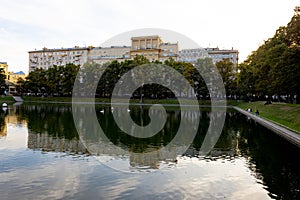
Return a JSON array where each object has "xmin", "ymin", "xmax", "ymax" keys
[{"xmin": 0, "ymin": 104, "xmax": 299, "ymax": 199}]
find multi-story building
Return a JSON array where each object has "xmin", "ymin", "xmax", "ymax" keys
[
  {"xmin": 0, "ymin": 62, "xmax": 9, "ymax": 79},
  {"xmin": 90, "ymin": 46, "xmax": 131, "ymax": 65},
  {"xmin": 0, "ymin": 62, "xmax": 27, "ymax": 94},
  {"xmin": 179, "ymin": 47, "xmax": 239, "ymax": 66},
  {"xmin": 130, "ymin": 35, "xmax": 178, "ymax": 62},
  {"xmin": 7, "ymin": 71, "xmax": 26, "ymax": 84},
  {"xmin": 28, "ymin": 36, "xmax": 238, "ymax": 72},
  {"xmin": 159, "ymin": 42, "xmax": 178, "ymax": 62},
  {"xmin": 205, "ymin": 47, "xmax": 239, "ymax": 66},
  {"xmin": 178, "ymin": 48, "xmax": 209, "ymax": 63},
  {"xmin": 28, "ymin": 46, "xmax": 90, "ymax": 72}
]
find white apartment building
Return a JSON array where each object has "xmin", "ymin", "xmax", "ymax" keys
[
  {"xmin": 90, "ymin": 46, "xmax": 131, "ymax": 65},
  {"xmin": 179, "ymin": 47, "xmax": 239, "ymax": 66},
  {"xmin": 178, "ymin": 48, "xmax": 209, "ymax": 63},
  {"xmin": 28, "ymin": 46, "xmax": 90, "ymax": 72},
  {"xmin": 204, "ymin": 47, "xmax": 239, "ymax": 66}
]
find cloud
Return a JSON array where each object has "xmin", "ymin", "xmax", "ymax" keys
[{"xmin": 0, "ymin": 0, "xmax": 299, "ymax": 73}]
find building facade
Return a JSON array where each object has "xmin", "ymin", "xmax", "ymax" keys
[
  {"xmin": 28, "ymin": 46, "xmax": 90, "ymax": 72},
  {"xmin": 28, "ymin": 36, "xmax": 238, "ymax": 72},
  {"xmin": 90, "ymin": 46, "xmax": 131, "ymax": 65},
  {"xmin": 0, "ymin": 62, "xmax": 27, "ymax": 94},
  {"xmin": 7, "ymin": 71, "xmax": 26, "ymax": 84},
  {"xmin": 130, "ymin": 35, "xmax": 178, "ymax": 62},
  {"xmin": 205, "ymin": 47, "xmax": 239, "ymax": 65},
  {"xmin": 0, "ymin": 62, "xmax": 9, "ymax": 79},
  {"xmin": 178, "ymin": 47, "xmax": 239, "ymax": 66},
  {"xmin": 178, "ymin": 48, "xmax": 209, "ymax": 63}
]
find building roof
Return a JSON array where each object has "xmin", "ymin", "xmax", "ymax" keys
[
  {"xmin": 14, "ymin": 71, "xmax": 25, "ymax": 75},
  {"xmin": 28, "ymin": 46, "xmax": 91, "ymax": 53},
  {"xmin": 131, "ymin": 35, "xmax": 161, "ymax": 40}
]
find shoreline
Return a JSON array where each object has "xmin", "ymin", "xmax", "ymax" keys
[{"xmin": 233, "ymin": 106, "xmax": 300, "ymax": 147}]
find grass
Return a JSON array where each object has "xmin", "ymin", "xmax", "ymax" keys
[
  {"xmin": 235, "ymin": 101, "xmax": 300, "ymax": 133},
  {"xmin": 22, "ymin": 96, "xmax": 212, "ymax": 105},
  {"xmin": 0, "ymin": 95, "xmax": 15, "ymax": 103},
  {"xmin": 23, "ymin": 96, "xmax": 73, "ymax": 102}
]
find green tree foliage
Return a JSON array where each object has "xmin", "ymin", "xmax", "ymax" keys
[
  {"xmin": 237, "ymin": 13, "xmax": 300, "ymax": 102},
  {"xmin": 216, "ymin": 59, "xmax": 235, "ymax": 96},
  {"xmin": 0, "ymin": 68, "xmax": 6, "ymax": 94},
  {"xmin": 21, "ymin": 56, "xmax": 213, "ymax": 100},
  {"xmin": 24, "ymin": 64, "xmax": 79, "ymax": 96}
]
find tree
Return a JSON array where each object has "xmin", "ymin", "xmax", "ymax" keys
[
  {"xmin": 25, "ymin": 68, "xmax": 48, "ymax": 95},
  {"xmin": 237, "ymin": 12, "xmax": 300, "ymax": 103},
  {"xmin": 61, "ymin": 64, "xmax": 80, "ymax": 96},
  {"xmin": 16, "ymin": 77, "xmax": 26, "ymax": 94},
  {"xmin": 216, "ymin": 59, "xmax": 235, "ymax": 97},
  {"xmin": 0, "ymin": 68, "xmax": 6, "ymax": 95}
]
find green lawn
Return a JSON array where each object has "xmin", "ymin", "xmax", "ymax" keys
[
  {"xmin": 0, "ymin": 96, "xmax": 15, "ymax": 103},
  {"xmin": 22, "ymin": 96, "xmax": 212, "ymax": 105},
  {"xmin": 235, "ymin": 101, "xmax": 300, "ymax": 133}
]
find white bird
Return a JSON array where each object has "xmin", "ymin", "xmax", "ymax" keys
[{"xmin": 100, "ymin": 109, "xmax": 104, "ymax": 113}]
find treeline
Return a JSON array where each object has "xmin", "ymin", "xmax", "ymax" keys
[
  {"xmin": 13, "ymin": 54, "xmax": 234, "ymax": 99},
  {"xmin": 16, "ymin": 64, "xmax": 80, "ymax": 96},
  {"xmin": 18, "ymin": 56, "xmax": 226, "ymax": 99},
  {"xmin": 237, "ymin": 13, "xmax": 300, "ymax": 103},
  {"xmin": 9, "ymin": 13, "xmax": 300, "ymax": 103}
]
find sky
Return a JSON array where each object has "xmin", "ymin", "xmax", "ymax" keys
[{"xmin": 0, "ymin": 0, "xmax": 298, "ymax": 74}]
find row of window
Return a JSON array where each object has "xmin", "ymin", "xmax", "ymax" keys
[
  {"xmin": 89, "ymin": 55, "xmax": 130, "ymax": 59},
  {"xmin": 32, "ymin": 51, "xmax": 85, "ymax": 58},
  {"xmin": 180, "ymin": 49, "xmax": 206, "ymax": 54},
  {"xmin": 179, "ymin": 53, "xmax": 207, "ymax": 57},
  {"xmin": 210, "ymin": 54, "xmax": 236, "ymax": 58},
  {"xmin": 31, "ymin": 60, "xmax": 83, "ymax": 68}
]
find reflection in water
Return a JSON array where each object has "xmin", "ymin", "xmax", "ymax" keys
[
  {"xmin": 0, "ymin": 106, "xmax": 27, "ymax": 137},
  {"xmin": 0, "ymin": 108, "xmax": 8, "ymax": 137},
  {"xmin": 0, "ymin": 104, "xmax": 299, "ymax": 199}
]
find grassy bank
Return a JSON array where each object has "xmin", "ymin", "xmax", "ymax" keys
[
  {"xmin": 22, "ymin": 96, "xmax": 212, "ymax": 105},
  {"xmin": 0, "ymin": 96, "xmax": 15, "ymax": 103},
  {"xmin": 235, "ymin": 101, "xmax": 300, "ymax": 133}
]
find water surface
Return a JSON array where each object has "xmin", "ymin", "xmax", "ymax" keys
[{"xmin": 0, "ymin": 104, "xmax": 299, "ymax": 199}]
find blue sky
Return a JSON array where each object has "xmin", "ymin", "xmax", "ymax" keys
[{"xmin": 0, "ymin": 0, "xmax": 298, "ymax": 73}]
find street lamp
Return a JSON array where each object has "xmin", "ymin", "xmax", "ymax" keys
[{"xmin": 194, "ymin": 81, "xmax": 199, "ymax": 99}]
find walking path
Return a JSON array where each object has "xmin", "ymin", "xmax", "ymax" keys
[
  {"xmin": 233, "ymin": 106, "xmax": 300, "ymax": 147},
  {"xmin": 12, "ymin": 96, "xmax": 24, "ymax": 102}
]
